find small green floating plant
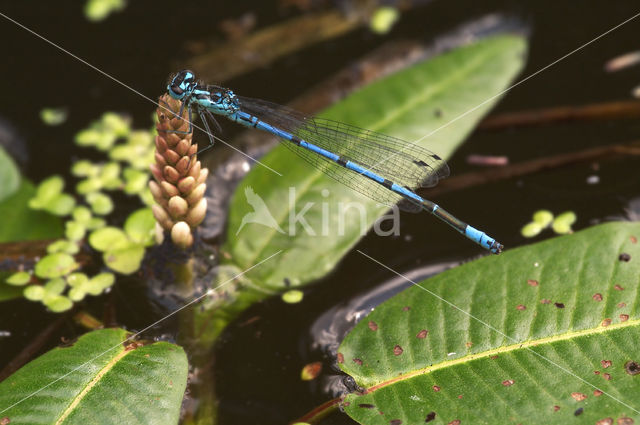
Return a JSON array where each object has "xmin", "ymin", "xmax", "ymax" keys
[
  {"xmin": 6, "ymin": 112, "xmax": 159, "ymax": 312},
  {"xmin": 521, "ymin": 209, "xmax": 577, "ymax": 238}
]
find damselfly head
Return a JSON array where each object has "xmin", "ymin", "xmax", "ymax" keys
[{"xmin": 167, "ymin": 70, "xmax": 197, "ymax": 100}]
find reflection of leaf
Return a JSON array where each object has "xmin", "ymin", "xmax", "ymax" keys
[
  {"xmin": 340, "ymin": 222, "xmax": 640, "ymax": 425},
  {"xmin": 224, "ymin": 35, "xmax": 528, "ymax": 289},
  {"xmin": 0, "ymin": 328, "xmax": 187, "ymax": 424}
]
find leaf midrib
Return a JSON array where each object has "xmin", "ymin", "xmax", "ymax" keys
[
  {"xmin": 56, "ymin": 347, "xmax": 129, "ymax": 424},
  {"xmin": 362, "ymin": 317, "xmax": 640, "ymax": 390}
]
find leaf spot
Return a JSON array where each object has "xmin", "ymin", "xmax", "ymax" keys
[
  {"xmin": 596, "ymin": 418, "xmax": 613, "ymax": 425},
  {"xmin": 619, "ymin": 253, "xmax": 631, "ymax": 262},
  {"xmin": 624, "ymin": 361, "xmax": 640, "ymax": 375},
  {"xmin": 593, "ymin": 293, "xmax": 603, "ymax": 301},
  {"xmin": 402, "ymin": 306, "xmax": 411, "ymax": 311},
  {"xmin": 527, "ymin": 279, "xmax": 539, "ymax": 286},
  {"xmin": 553, "ymin": 405, "xmax": 561, "ymax": 411},
  {"xmin": 617, "ymin": 417, "xmax": 634, "ymax": 425},
  {"xmin": 603, "ymin": 373, "xmax": 611, "ymax": 381},
  {"xmin": 554, "ymin": 302, "xmax": 565, "ymax": 309},
  {"xmin": 618, "ymin": 302, "xmax": 627, "ymax": 308},
  {"xmin": 432, "ymin": 385, "xmax": 441, "ymax": 392},
  {"xmin": 337, "ymin": 353, "xmax": 344, "ymax": 364},
  {"xmin": 393, "ymin": 345, "xmax": 403, "ymax": 356},
  {"xmin": 601, "ymin": 360, "xmax": 612, "ymax": 368},
  {"xmin": 416, "ymin": 329, "xmax": 429, "ymax": 339},
  {"xmin": 368, "ymin": 321, "xmax": 378, "ymax": 331},
  {"xmin": 541, "ymin": 299, "xmax": 551, "ymax": 304},
  {"xmin": 516, "ymin": 304, "xmax": 526, "ymax": 311},
  {"xmin": 594, "ymin": 390, "xmax": 603, "ymax": 396},
  {"xmin": 601, "ymin": 318, "xmax": 612, "ymax": 327},
  {"xmin": 0, "ymin": 417, "xmax": 9, "ymax": 425},
  {"xmin": 575, "ymin": 407, "xmax": 584, "ymax": 416},
  {"xmin": 390, "ymin": 420, "xmax": 402, "ymax": 425},
  {"xmin": 358, "ymin": 403, "xmax": 376, "ymax": 409},
  {"xmin": 614, "ymin": 284, "xmax": 625, "ymax": 291},
  {"xmin": 353, "ymin": 358, "xmax": 363, "ymax": 365},
  {"xmin": 425, "ymin": 411, "xmax": 436, "ymax": 422},
  {"xmin": 571, "ymin": 392, "xmax": 587, "ymax": 401},
  {"xmin": 631, "ymin": 235, "xmax": 638, "ymax": 244},
  {"xmin": 448, "ymin": 420, "xmax": 461, "ymax": 425},
  {"xmin": 502, "ymin": 379, "xmax": 514, "ymax": 386},
  {"xmin": 620, "ymin": 314, "xmax": 630, "ymax": 322}
]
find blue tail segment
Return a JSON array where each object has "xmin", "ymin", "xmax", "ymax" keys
[{"xmin": 165, "ymin": 70, "xmax": 505, "ymax": 254}]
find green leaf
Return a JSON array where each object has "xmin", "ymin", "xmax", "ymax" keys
[
  {"xmin": 40, "ymin": 107, "xmax": 68, "ymax": 126},
  {"xmin": 6, "ymin": 271, "xmax": 31, "ymax": 286},
  {"xmin": 71, "ymin": 160, "xmax": 100, "ymax": 177},
  {"xmin": 0, "ymin": 328, "xmax": 188, "ymax": 423},
  {"xmin": 65, "ymin": 220, "xmax": 87, "ymax": 241},
  {"xmin": 23, "ymin": 285, "xmax": 45, "ymax": 301},
  {"xmin": 88, "ymin": 227, "xmax": 130, "ymax": 252},
  {"xmin": 34, "ymin": 253, "xmax": 78, "ymax": 279},
  {"xmin": 521, "ymin": 221, "xmax": 544, "ymax": 238},
  {"xmin": 89, "ymin": 272, "xmax": 115, "ymax": 290},
  {"xmin": 533, "ymin": 209, "xmax": 554, "ymax": 226},
  {"xmin": 29, "ymin": 175, "xmax": 64, "ymax": 208},
  {"xmin": 43, "ymin": 294, "xmax": 73, "ymax": 312},
  {"xmin": 47, "ymin": 239, "xmax": 80, "ymax": 255},
  {"xmin": 0, "ymin": 145, "xmax": 21, "ymax": 202},
  {"xmin": 72, "ymin": 206, "xmax": 93, "ymax": 224},
  {"xmin": 224, "ymin": 35, "xmax": 527, "ymax": 289},
  {"xmin": 67, "ymin": 272, "xmax": 89, "ymax": 287},
  {"xmin": 44, "ymin": 277, "xmax": 67, "ymax": 295},
  {"xmin": 124, "ymin": 208, "xmax": 155, "ymax": 245},
  {"xmin": 86, "ymin": 192, "xmax": 114, "ymax": 215},
  {"xmin": 0, "ymin": 181, "xmax": 63, "ymax": 243},
  {"xmin": 340, "ymin": 222, "xmax": 640, "ymax": 424},
  {"xmin": 44, "ymin": 193, "xmax": 76, "ymax": 216},
  {"xmin": 103, "ymin": 244, "xmax": 145, "ymax": 275}
]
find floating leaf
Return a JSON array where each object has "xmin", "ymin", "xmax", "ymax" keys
[
  {"xmin": 86, "ymin": 192, "xmax": 114, "ymax": 215},
  {"xmin": 71, "ymin": 160, "xmax": 100, "ymax": 177},
  {"xmin": 29, "ymin": 175, "xmax": 64, "ymax": 208},
  {"xmin": 47, "ymin": 240, "xmax": 80, "ymax": 255},
  {"xmin": 88, "ymin": 227, "xmax": 130, "ymax": 252},
  {"xmin": 23, "ymin": 285, "xmax": 45, "ymax": 301},
  {"xmin": 40, "ymin": 107, "xmax": 68, "ymax": 126},
  {"xmin": 34, "ymin": 253, "xmax": 78, "ymax": 279},
  {"xmin": 0, "ymin": 329, "xmax": 187, "ymax": 424},
  {"xmin": 72, "ymin": 206, "xmax": 93, "ymax": 224},
  {"xmin": 89, "ymin": 272, "xmax": 115, "ymax": 290},
  {"xmin": 43, "ymin": 294, "xmax": 73, "ymax": 312},
  {"xmin": 6, "ymin": 271, "xmax": 31, "ymax": 286},
  {"xmin": 103, "ymin": 244, "xmax": 145, "ymax": 275},
  {"xmin": 0, "ymin": 145, "xmax": 21, "ymax": 202},
  {"xmin": 370, "ymin": 6, "xmax": 399, "ymax": 34},
  {"xmin": 282, "ymin": 289, "xmax": 304, "ymax": 304},
  {"xmin": 521, "ymin": 221, "xmax": 544, "ymax": 238},
  {"xmin": 532, "ymin": 209, "xmax": 554, "ymax": 226},
  {"xmin": 44, "ymin": 193, "xmax": 76, "ymax": 216},
  {"xmin": 44, "ymin": 278, "xmax": 67, "ymax": 295},
  {"xmin": 340, "ymin": 222, "xmax": 640, "ymax": 424},
  {"xmin": 124, "ymin": 208, "xmax": 155, "ymax": 245},
  {"xmin": 76, "ymin": 177, "xmax": 104, "ymax": 195},
  {"xmin": 67, "ymin": 272, "xmax": 89, "ymax": 287},
  {"xmin": 123, "ymin": 168, "xmax": 149, "ymax": 194},
  {"xmin": 552, "ymin": 211, "xmax": 577, "ymax": 235},
  {"xmin": 65, "ymin": 220, "xmax": 87, "ymax": 242}
]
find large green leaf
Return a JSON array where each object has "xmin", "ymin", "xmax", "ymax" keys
[
  {"xmin": 339, "ymin": 222, "xmax": 640, "ymax": 424},
  {"xmin": 223, "ymin": 35, "xmax": 527, "ymax": 289},
  {"xmin": 0, "ymin": 181, "xmax": 63, "ymax": 243},
  {"xmin": 0, "ymin": 328, "xmax": 188, "ymax": 424}
]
